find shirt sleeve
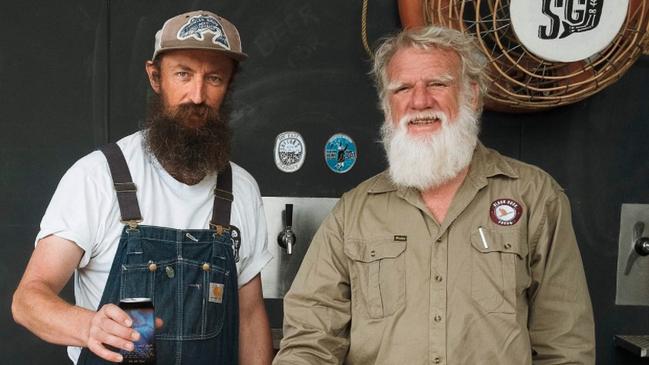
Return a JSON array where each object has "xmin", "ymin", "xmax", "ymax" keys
[
  {"xmin": 528, "ymin": 190, "xmax": 596, "ymax": 364},
  {"xmin": 235, "ymin": 177, "xmax": 273, "ymax": 288},
  {"xmin": 36, "ymin": 153, "xmax": 115, "ymax": 268},
  {"xmin": 273, "ymin": 200, "xmax": 351, "ymax": 365}
]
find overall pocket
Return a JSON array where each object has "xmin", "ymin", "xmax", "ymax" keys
[
  {"xmin": 119, "ymin": 240, "xmax": 229, "ymax": 340},
  {"xmin": 181, "ymin": 257, "xmax": 228, "ymax": 339},
  {"xmin": 344, "ymin": 239, "xmax": 407, "ymax": 318},
  {"xmin": 469, "ymin": 228, "xmax": 527, "ymax": 314},
  {"xmin": 120, "ymin": 262, "xmax": 156, "ymax": 300}
]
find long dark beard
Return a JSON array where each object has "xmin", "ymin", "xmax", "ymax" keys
[{"xmin": 143, "ymin": 95, "xmax": 231, "ymax": 184}]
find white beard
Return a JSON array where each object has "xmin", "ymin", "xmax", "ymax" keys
[{"xmin": 381, "ymin": 103, "xmax": 480, "ymax": 190}]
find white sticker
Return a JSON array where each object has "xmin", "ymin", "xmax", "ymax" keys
[{"xmin": 274, "ymin": 131, "xmax": 306, "ymax": 173}]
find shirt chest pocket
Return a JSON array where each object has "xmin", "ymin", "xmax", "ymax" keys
[
  {"xmin": 344, "ymin": 239, "xmax": 407, "ymax": 319},
  {"xmin": 469, "ymin": 228, "xmax": 529, "ymax": 314}
]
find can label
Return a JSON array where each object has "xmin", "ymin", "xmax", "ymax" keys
[{"xmin": 119, "ymin": 298, "xmax": 156, "ymax": 364}]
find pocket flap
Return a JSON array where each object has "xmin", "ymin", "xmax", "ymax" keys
[
  {"xmin": 470, "ymin": 228, "xmax": 527, "ymax": 257},
  {"xmin": 344, "ymin": 239, "xmax": 407, "ymax": 263}
]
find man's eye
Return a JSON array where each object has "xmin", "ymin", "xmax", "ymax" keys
[
  {"xmin": 176, "ymin": 71, "xmax": 190, "ymax": 79},
  {"xmin": 394, "ymin": 86, "xmax": 409, "ymax": 94},
  {"xmin": 207, "ymin": 75, "xmax": 223, "ymax": 85}
]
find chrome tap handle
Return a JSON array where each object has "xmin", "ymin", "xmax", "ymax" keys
[{"xmin": 278, "ymin": 204, "xmax": 297, "ymax": 255}]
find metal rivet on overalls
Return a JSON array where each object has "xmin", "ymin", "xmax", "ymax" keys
[
  {"xmin": 165, "ymin": 266, "xmax": 175, "ymax": 278},
  {"xmin": 370, "ymin": 250, "xmax": 376, "ymax": 257},
  {"xmin": 148, "ymin": 262, "xmax": 157, "ymax": 272},
  {"xmin": 202, "ymin": 263, "xmax": 210, "ymax": 272},
  {"xmin": 434, "ymin": 314, "xmax": 442, "ymax": 322},
  {"xmin": 504, "ymin": 243, "xmax": 512, "ymax": 250}
]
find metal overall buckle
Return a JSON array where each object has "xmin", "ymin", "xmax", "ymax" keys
[{"xmin": 121, "ymin": 219, "xmax": 142, "ymax": 230}]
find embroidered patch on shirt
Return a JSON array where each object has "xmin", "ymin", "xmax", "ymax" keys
[
  {"xmin": 490, "ymin": 199, "xmax": 523, "ymax": 226},
  {"xmin": 209, "ymin": 283, "xmax": 224, "ymax": 303}
]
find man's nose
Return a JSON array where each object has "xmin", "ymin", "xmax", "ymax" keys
[
  {"xmin": 409, "ymin": 83, "xmax": 434, "ymax": 110},
  {"xmin": 188, "ymin": 78, "xmax": 206, "ymax": 104}
]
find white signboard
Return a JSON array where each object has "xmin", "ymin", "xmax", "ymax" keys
[{"xmin": 510, "ymin": 0, "xmax": 628, "ymax": 62}]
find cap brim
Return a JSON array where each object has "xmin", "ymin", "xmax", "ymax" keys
[{"xmin": 153, "ymin": 46, "xmax": 248, "ymax": 62}]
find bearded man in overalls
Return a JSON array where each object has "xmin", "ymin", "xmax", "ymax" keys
[{"xmin": 12, "ymin": 10, "xmax": 274, "ymax": 365}]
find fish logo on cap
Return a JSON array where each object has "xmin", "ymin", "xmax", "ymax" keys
[{"xmin": 177, "ymin": 15, "xmax": 230, "ymax": 49}]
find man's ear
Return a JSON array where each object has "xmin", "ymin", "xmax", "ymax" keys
[
  {"xmin": 145, "ymin": 61, "xmax": 161, "ymax": 94},
  {"xmin": 469, "ymin": 81, "xmax": 480, "ymax": 111}
]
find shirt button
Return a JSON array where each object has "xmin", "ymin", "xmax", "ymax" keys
[
  {"xmin": 434, "ymin": 314, "xmax": 442, "ymax": 322},
  {"xmin": 436, "ymin": 238, "xmax": 442, "ymax": 243},
  {"xmin": 504, "ymin": 243, "xmax": 512, "ymax": 250},
  {"xmin": 148, "ymin": 262, "xmax": 157, "ymax": 272},
  {"xmin": 433, "ymin": 356, "xmax": 441, "ymax": 363},
  {"xmin": 435, "ymin": 275, "xmax": 443, "ymax": 282},
  {"xmin": 370, "ymin": 250, "xmax": 376, "ymax": 257}
]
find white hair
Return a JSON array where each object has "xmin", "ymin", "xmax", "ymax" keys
[{"xmin": 371, "ymin": 26, "xmax": 488, "ymax": 116}]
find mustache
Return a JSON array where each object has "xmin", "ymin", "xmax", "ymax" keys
[
  {"xmin": 398, "ymin": 110, "xmax": 448, "ymax": 129},
  {"xmin": 167, "ymin": 103, "xmax": 215, "ymax": 123}
]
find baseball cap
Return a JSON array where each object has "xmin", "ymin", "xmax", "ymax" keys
[{"xmin": 152, "ymin": 10, "xmax": 248, "ymax": 61}]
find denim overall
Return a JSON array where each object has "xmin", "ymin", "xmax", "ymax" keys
[{"xmin": 78, "ymin": 143, "xmax": 240, "ymax": 365}]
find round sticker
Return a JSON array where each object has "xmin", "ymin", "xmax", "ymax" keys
[
  {"xmin": 490, "ymin": 199, "xmax": 523, "ymax": 226},
  {"xmin": 324, "ymin": 133, "xmax": 357, "ymax": 174},
  {"xmin": 274, "ymin": 131, "xmax": 306, "ymax": 173},
  {"xmin": 510, "ymin": 0, "xmax": 628, "ymax": 62}
]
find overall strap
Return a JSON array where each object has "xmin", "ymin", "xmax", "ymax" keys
[
  {"xmin": 99, "ymin": 143, "xmax": 142, "ymax": 227},
  {"xmin": 210, "ymin": 163, "xmax": 233, "ymax": 232}
]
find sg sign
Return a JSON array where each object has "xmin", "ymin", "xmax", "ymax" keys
[
  {"xmin": 511, "ymin": 0, "xmax": 628, "ymax": 62},
  {"xmin": 538, "ymin": 0, "xmax": 604, "ymax": 40}
]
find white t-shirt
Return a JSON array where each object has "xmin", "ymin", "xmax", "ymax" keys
[{"xmin": 36, "ymin": 131, "xmax": 272, "ymax": 363}]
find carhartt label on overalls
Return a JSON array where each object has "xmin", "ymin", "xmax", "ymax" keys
[{"xmin": 210, "ymin": 283, "xmax": 225, "ymax": 303}]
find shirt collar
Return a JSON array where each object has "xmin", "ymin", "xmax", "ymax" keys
[
  {"xmin": 468, "ymin": 142, "xmax": 518, "ymax": 182},
  {"xmin": 366, "ymin": 142, "xmax": 518, "ymax": 195}
]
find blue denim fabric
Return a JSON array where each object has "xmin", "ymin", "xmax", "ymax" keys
[{"xmin": 78, "ymin": 225, "xmax": 239, "ymax": 365}]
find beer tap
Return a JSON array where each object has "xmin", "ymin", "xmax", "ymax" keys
[
  {"xmin": 278, "ymin": 203, "xmax": 297, "ymax": 255},
  {"xmin": 624, "ymin": 221, "xmax": 649, "ymax": 275}
]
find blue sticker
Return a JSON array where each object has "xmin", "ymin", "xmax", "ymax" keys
[
  {"xmin": 324, "ymin": 133, "xmax": 357, "ymax": 174},
  {"xmin": 177, "ymin": 15, "xmax": 230, "ymax": 49}
]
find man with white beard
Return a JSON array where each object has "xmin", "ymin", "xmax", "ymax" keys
[{"xmin": 274, "ymin": 26, "xmax": 595, "ymax": 365}]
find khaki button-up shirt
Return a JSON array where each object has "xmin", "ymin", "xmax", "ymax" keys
[{"xmin": 274, "ymin": 144, "xmax": 595, "ymax": 365}]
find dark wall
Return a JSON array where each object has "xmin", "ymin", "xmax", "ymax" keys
[
  {"xmin": 1, "ymin": 1, "xmax": 647, "ymax": 363},
  {"xmin": 1, "ymin": 0, "xmax": 107, "ymax": 361}
]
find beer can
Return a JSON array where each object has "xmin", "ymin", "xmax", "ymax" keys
[{"xmin": 119, "ymin": 298, "xmax": 156, "ymax": 364}]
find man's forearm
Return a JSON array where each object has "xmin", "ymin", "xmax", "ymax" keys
[
  {"xmin": 239, "ymin": 300, "xmax": 273, "ymax": 364},
  {"xmin": 12, "ymin": 280, "xmax": 93, "ymax": 347}
]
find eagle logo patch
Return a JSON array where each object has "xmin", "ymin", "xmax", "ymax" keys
[{"xmin": 490, "ymin": 199, "xmax": 523, "ymax": 226}]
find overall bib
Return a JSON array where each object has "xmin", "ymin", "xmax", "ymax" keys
[{"xmin": 78, "ymin": 143, "xmax": 240, "ymax": 364}]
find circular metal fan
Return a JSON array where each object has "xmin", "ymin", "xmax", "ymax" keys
[{"xmin": 402, "ymin": 0, "xmax": 649, "ymax": 112}]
